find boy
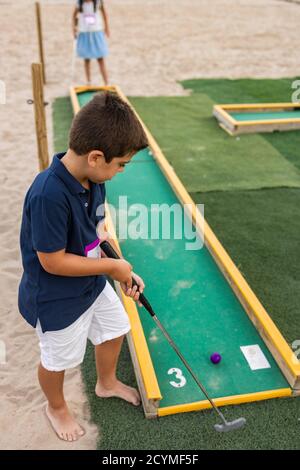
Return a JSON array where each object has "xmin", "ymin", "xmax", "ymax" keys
[{"xmin": 18, "ymin": 92, "xmax": 148, "ymax": 442}]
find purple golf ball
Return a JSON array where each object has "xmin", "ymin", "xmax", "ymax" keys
[{"xmin": 210, "ymin": 353, "xmax": 222, "ymax": 364}]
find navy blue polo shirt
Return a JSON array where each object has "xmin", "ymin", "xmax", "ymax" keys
[{"xmin": 18, "ymin": 152, "xmax": 107, "ymax": 332}]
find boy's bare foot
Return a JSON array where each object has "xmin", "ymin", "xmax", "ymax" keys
[
  {"xmin": 95, "ymin": 380, "xmax": 141, "ymax": 406},
  {"xmin": 45, "ymin": 403, "xmax": 85, "ymax": 442}
]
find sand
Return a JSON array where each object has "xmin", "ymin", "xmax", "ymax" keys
[{"xmin": 0, "ymin": 0, "xmax": 300, "ymax": 450}]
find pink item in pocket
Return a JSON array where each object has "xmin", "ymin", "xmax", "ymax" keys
[{"xmin": 85, "ymin": 238, "xmax": 100, "ymax": 259}]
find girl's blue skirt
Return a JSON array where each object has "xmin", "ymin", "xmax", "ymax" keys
[{"xmin": 77, "ymin": 31, "xmax": 109, "ymax": 59}]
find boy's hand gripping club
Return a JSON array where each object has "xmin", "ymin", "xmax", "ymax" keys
[{"xmin": 100, "ymin": 240, "xmax": 155, "ymax": 316}]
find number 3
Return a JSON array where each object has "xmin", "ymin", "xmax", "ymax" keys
[{"xmin": 168, "ymin": 368, "xmax": 187, "ymax": 388}]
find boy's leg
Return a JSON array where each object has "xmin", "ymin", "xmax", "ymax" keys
[
  {"xmin": 94, "ymin": 335, "xmax": 140, "ymax": 406},
  {"xmin": 97, "ymin": 58, "xmax": 108, "ymax": 86},
  {"xmin": 84, "ymin": 59, "xmax": 91, "ymax": 84},
  {"xmin": 38, "ymin": 363, "xmax": 85, "ymax": 441}
]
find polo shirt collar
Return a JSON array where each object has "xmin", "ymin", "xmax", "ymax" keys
[{"xmin": 50, "ymin": 152, "xmax": 87, "ymax": 195}]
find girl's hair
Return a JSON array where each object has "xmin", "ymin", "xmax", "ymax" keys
[{"xmin": 78, "ymin": 0, "xmax": 99, "ymax": 13}]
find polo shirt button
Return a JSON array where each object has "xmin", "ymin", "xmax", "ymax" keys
[{"xmin": 85, "ymin": 202, "xmax": 88, "ymax": 207}]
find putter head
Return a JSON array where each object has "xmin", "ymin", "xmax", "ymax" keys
[{"xmin": 214, "ymin": 417, "xmax": 246, "ymax": 433}]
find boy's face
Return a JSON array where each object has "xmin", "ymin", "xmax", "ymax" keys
[{"xmin": 86, "ymin": 151, "xmax": 133, "ymax": 183}]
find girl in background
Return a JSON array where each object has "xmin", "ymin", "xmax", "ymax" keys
[{"xmin": 73, "ymin": 0, "xmax": 110, "ymax": 85}]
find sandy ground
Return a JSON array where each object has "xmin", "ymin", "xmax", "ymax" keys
[{"xmin": 0, "ymin": 0, "xmax": 300, "ymax": 451}]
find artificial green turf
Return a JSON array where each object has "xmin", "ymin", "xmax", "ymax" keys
[
  {"xmin": 130, "ymin": 94, "xmax": 300, "ymax": 192},
  {"xmin": 181, "ymin": 78, "xmax": 299, "ymax": 104},
  {"xmin": 52, "ymin": 84, "xmax": 300, "ymax": 449},
  {"xmin": 52, "ymin": 96, "xmax": 73, "ymax": 154}
]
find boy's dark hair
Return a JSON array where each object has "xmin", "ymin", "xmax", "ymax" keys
[{"xmin": 69, "ymin": 92, "xmax": 148, "ymax": 162}]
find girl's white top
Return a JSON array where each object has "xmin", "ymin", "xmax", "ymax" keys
[{"xmin": 78, "ymin": 1, "xmax": 104, "ymax": 33}]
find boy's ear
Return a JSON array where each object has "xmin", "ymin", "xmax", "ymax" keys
[{"xmin": 87, "ymin": 150, "xmax": 105, "ymax": 167}]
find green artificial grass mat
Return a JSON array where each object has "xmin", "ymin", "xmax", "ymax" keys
[
  {"xmin": 181, "ymin": 78, "xmax": 299, "ymax": 104},
  {"xmin": 130, "ymin": 94, "xmax": 300, "ymax": 192},
  {"xmin": 52, "ymin": 86, "xmax": 300, "ymax": 449}
]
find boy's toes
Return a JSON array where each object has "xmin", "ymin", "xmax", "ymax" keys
[
  {"xmin": 45, "ymin": 404, "xmax": 85, "ymax": 442},
  {"xmin": 133, "ymin": 393, "xmax": 141, "ymax": 406}
]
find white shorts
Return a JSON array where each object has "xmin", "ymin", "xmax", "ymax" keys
[{"xmin": 36, "ymin": 281, "xmax": 131, "ymax": 372}]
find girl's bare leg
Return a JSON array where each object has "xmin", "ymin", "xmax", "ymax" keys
[
  {"xmin": 84, "ymin": 59, "xmax": 91, "ymax": 85},
  {"xmin": 97, "ymin": 58, "xmax": 108, "ymax": 86}
]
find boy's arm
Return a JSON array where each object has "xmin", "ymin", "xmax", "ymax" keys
[
  {"xmin": 30, "ymin": 195, "xmax": 132, "ymax": 285},
  {"xmin": 37, "ymin": 249, "xmax": 133, "ymax": 287},
  {"xmin": 100, "ymin": 1, "xmax": 110, "ymax": 37}
]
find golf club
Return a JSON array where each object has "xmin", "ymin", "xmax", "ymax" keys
[{"xmin": 100, "ymin": 240, "xmax": 246, "ymax": 433}]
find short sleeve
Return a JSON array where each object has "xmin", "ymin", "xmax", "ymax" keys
[
  {"xmin": 100, "ymin": 183, "xmax": 106, "ymax": 204},
  {"xmin": 30, "ymin": 195, "xmax": 69, "ymax": 253}
]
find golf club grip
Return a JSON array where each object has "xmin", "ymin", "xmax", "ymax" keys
[{"xmin": 100, "ymin": 240, "xmax": 155, "ymax": 317}]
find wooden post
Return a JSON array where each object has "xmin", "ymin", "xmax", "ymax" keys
[
  {"xmin": 31, "ymin": 63, "xmax": 49, "ymax": 172},
  {"xmin": 35, "ymin": 2, "xmax": 46, "ymax": 84}
]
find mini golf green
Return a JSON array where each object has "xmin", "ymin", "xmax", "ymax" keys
[
  {"xmin": 76, "ymin": 90, "xmax": 291, "ymax": 413},
  {"xmin": 106, "ymin": 148, "xmax": 289, "ymax": 409}
]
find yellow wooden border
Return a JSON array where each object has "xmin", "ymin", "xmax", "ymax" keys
[
  {"xmin": 213, "ymin": 105, "xmax": 237, "ymax": 126},
  {"xmin": 69, "ymin": 86, "xmax": 81, "ymax": 114},
  {"xmin": 221, "ymin": 102, "xmax": 300, "ymax": 110},
  {"xmin": 213, "ymin": 102, "xmax": 300, "ymax": 127},
  {"xmin": 158, "ymin": 388, "xmax": 292, "ymax": 417},
  {"xmin": 238, "ymin": 118, "xmax": 300, "ymax": 126},
  {"xmin": 69, "ymin": 85, "xmax": 299, "ymax": 415}
]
